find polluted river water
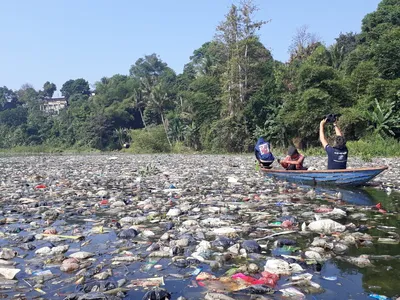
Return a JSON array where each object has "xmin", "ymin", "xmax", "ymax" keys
[{"xmin": 0, "ymin": 154, "xmax": 399, "ymax": 300}]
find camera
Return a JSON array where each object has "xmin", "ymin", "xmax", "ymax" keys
[{"xmin": 325, "ymin": 113, "xmax": 341, "ymax": 123}]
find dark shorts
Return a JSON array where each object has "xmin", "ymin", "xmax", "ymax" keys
[
  {"xmin": 260, "ymin": 160, "xmax": 273, "ymax": 168},
  {"xmin": 286, "ymin": 164, "xmax": 297, "ymax": 170}
]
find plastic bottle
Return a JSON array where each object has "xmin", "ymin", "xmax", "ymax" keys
[
  {"xmin": 369, "ymin": 294, "xmax": 388, "ymax": 300},
  {"xmin": 32, "ymin": 270, "xmax": 53, "ymax": 276}
]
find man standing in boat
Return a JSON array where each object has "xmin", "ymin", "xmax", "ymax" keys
[{"xmin": 319, "ymin": 115, "xmax": 348, "ymax": 169}]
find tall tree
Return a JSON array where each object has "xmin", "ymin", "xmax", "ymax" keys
[
  {"xmin": 288, "ymin": 25, "xmax": 321, "ymax": 61},
  {"xmin": 216, "ymin": 0, "xmax": 267, "ymax": 116},
  {"xmin": 129, "ymin": 54, "xmax": 176, "ymax": 144},
  {"xmin": 43, "ymin": 81, "xmax": 57, "ymax": 99},
  {"xmin": 17, "ymin": 84, "xmax": 38, "ymax": 104},
  {"xmin": 334, "ymin": 32, "xmax": 358, "ymax": 57},
  {"xmin": 60, "ymin": 79, "xmax": 90, "ymax": 99},
  {"xmin": 0, "ymin": 86, "xmax": 18, "ymax": 111}
]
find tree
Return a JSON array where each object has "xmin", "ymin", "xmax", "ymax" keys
[
  {"xmin": 349, "ymin": 61, "xmax": 379, "ymax": 97},
  {"xmin": 335, "ymin": 32, "xmax": 358, "ymax": 57},
  {"xmin": 147, "ymin": 83, "xmax": 173, "ymax": 146},
  {"xmin": 129, "ymin": 54, "xmax": 176, "ymax": 144},
  {"xmin": 216, "ymin": 0, "xmax": 268, "ymax": 116},
  {"xmin": 0, "ymin": 107, "xmax": 28, "ymax": 127},
  {"xmin": 341, "ymin": 45, "xmax": 372, "ymax": 75},
  {"xmin": 0, "ymin": 86, "xmax": 18, "ymax": 110},
  {"xmin": 60, "ymin": 79, "xmax": 90, "ymax": 99},
  {"xmin": 288, "ymin": 25, "xmax": 321, "ymax": 61},
  {"xmin": 43, "ymin": 81, "xmax": 57, "ymax": 99},
  {"xmin": 190, "ymin": 41, "xmax": 226, "ymax": 77},
  {"xmin": 17, "ymin": 84, "xmax": 38, "ymax": 104},
  {"xmin": 360, "ymin": 0, "xmax": 400, "ymax": 43},
  {"xmin": 130, "ymin": 53, "xmax": 168, "ymax": 80},
  {"xmin": 373, "ymin": 28, "xmax": 400, "ymax": 79}
]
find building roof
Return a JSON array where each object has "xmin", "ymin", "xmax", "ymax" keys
[{"xmin": 42, "ymin": 97, "xmax": 67, "ymax": 102}]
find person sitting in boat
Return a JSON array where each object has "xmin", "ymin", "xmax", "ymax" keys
[
  {"xmin": 319, "ymin": 118, "xmax": 348, "ymax": 169},
  {"xmin": 254, "ymin": 137, "xmax": 275, "ymax": 168},
  {"xmin": 278, "ymin": 146, "xmax": 306, "ymax": 170}
]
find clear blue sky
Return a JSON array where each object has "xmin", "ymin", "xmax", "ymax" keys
[{"xmin": 0, "ymin": 0, "xmax": 381, "ymax": 94}]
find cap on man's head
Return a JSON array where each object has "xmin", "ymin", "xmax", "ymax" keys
[{"xmin": 287, "ymin": 146, "xmax": 298, "ymax": 156}]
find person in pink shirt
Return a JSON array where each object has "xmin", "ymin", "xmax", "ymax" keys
[{"xmin": 278, "ymin": 146, "xmax": 307, "ymax": 170}]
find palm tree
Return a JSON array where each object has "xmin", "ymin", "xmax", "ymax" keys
[
  {"xmin": 132, "ymin": 89, "xmax": 147, "ymax": 128},
  {"xmin": 329, "ymin": 43, "xmax": 345, "ymax": 70},
  {"xmin": 148, "ymin": 83, "xmax": 172, "ymax": 147}
]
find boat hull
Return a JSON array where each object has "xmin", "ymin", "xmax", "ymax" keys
[{"xmin": 261, "ymin": 166, "xmax": 388, "ymax": 187}]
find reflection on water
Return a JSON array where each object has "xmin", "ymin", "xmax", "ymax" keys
[
  {"xmin": 311, "ymin": 185, "xmax": 400, "ymax": 211},
  {"xmin": 315, "ymin": 186, "xmax": 376, "ymax": 206},
  {"xmin": 301, "ymin": 184, "xmax": 400, "ymax": 299}
]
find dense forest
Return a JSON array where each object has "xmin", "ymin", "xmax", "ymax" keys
[{"xmin": 1, "ymin": 0, "xmax": 400, "ymax": 153}]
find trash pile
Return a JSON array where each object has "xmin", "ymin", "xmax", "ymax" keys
[{"xmin": 0, "ymin": 154, "xmax": 399, "ymax": 300}]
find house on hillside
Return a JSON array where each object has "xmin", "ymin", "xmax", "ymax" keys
[{"xmin": 39, "ymin": 97, "xmax": 68, "ymax": 114}]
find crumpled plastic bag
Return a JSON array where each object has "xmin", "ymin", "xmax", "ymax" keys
[
  {"xmin": 308, "ymin": 219, "xmax": 346, "ymax": 234},
  {"xmin": 232, "ymin": 272, "xmax": 278, "ymax": 287}
]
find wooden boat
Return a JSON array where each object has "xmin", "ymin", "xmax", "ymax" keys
[{"xmin": 260, "ymin": 166, "xmax": 388, "ymax": 187}]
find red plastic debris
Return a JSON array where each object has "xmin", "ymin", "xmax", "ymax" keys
[
  {"xmin": 375, "ymin": 203, "xmax": 386, "ymax": 213},
  {"xmin": 35, "ymin": 184, "xmax": 47, "ymax": 189},
  {"xmin": 43, "ymin": 228, "xmax": 57, "ymax": 234},
  {"xmin": 314, "ymin": 207, "xmax": 333, "ymax": 213},
  {"xmin": 232, "ymin": 272, "xmax": 278, "ymax": 287},
  {"xmin": 281, "ymin": 220, "xmax": 293, "ymax": 228},
  {"xmin": 261, "ymin": 271, "xmax": 279, "ymax": 283},
  {"xmin": 100, "ymin": 199, "xmax": 109, "ymax": 205}
]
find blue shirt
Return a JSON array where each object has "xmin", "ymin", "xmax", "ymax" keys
[
  {"xmin": 254, "ymin": 138, "xmax": 274, "ymax": 162},
  {"xmin": 325, "ymin": 145, "xmax": 348, "ymax": 169}
]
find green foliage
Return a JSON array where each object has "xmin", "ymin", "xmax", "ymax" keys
[
  {"xmin": 0, "ymin": 107, "xmax": 28, "ymax": 127},
  {"xmin": 373, "ymin": 28, "xmax": 400, "ymax": 79},
  {"xmin": 43, "ymin": 81, "xmax": 57, "ymax": 99},
  {"xmin": 0, "ymin": 86, "xmax": 18, "ymax": 109},
  {"xmin": 128, "ymin": 126, "xmax": 171, "ymax": 153},
  {"xmin": 349, "ymin": 61, "xmax": 379, "ymax": 97},
  {"xmin": 1, "ymin": 0, "xmax": 400, "ymax": 157},
  {"xmin": 342, "ymin": 45, "xmax": 372, "ymax": 75},
  {"xmin": 361, "ymin": 0, "xmax": 400, "ymax": 42},
  {"xmin": 305, "ymin": 45, "xmax": 331, "ymax": 66},
  {"xmin": 60, "ymin": 78, "xmax": 90, "ymax": 99},
  {"xmin": 171, "ymin": 141, "xmax": 194, "ymax": 153},
  {"xmin": 347, "ymin": 133, "xmax": 400, "ymax": 157},
  {"xmin": 296, "ymin": 64, "xmax": 336, "ymax": 91},
  {"xmin": 17, "ymin": 84, "xmax": 38, "ymax": 104},
  {"xmin": 365, "ymin": 98, "xmax": 400, "ymax": 137},
  {"xmin": 204, "ymin": 116, "xmax": 251, "ymax": 153},
  {"xmin": 337, "ymin": 106, "xmax": 368, "ymax": 140},
  {"xmin": 301, "ymin": 134, "xmax": 400, "ymax": 158},
  {"xmin": 366, "ymin": 78, "xmax": 400, "ymax": 107},
  {"xmin": 335, "ymin": 32, "xmax": 358, "ymax": 57}
]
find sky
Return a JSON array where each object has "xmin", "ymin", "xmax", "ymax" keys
[{"xmin": 0, "ymin": 0, "xmax": 381, "ymax": 95}]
